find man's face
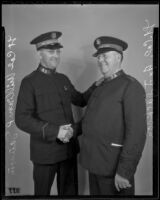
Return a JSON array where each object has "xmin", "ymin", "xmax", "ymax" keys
[
  {"xmin": 39, "ymin": 48, "xmax": 61, "ymax": 70},
  {"xmin": 97, "ymin": 51, "xmax": 121, "ymax": 76}
]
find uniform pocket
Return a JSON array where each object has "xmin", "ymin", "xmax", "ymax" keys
[
  {"xmin": 111, "ymin": 143, "xmax": 123, "ymax": 147},
  {"xmin": 97, "ymin": 141, "xmax": 122, "ymax": 176}
]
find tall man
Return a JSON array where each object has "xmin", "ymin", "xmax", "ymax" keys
[
  {"xmin": 79, "ymin": 36, "xmax": 147, "ymax": 195},
  {"xmin": 15, "ymin": 31, "xmax": 96, "ymax": 195}
]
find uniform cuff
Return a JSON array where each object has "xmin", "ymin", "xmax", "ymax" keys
[
  {"xmin": 41, "ymin": 123, "xmax": 59, "ymax": 142},
  {"xmin": 116, "ymin": 157, "xmax": 139, "ymax": 180}
]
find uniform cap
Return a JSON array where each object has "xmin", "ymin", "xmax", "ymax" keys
[
  {"xmin": 30, "ymin": 31, "xmax": 63, "ymax": 50},
  {"xmin": 93, "ymin": 36, "xmax": 128, "ymax": 57}
]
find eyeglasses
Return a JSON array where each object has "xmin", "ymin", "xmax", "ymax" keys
[{"xmin": 97, "ymin": 53, "xmax": 108, "ymax": 61}]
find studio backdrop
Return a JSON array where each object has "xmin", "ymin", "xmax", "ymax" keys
[{"xmin": 3, "ymin": 4, "xmax": 158, "ymax": 195}]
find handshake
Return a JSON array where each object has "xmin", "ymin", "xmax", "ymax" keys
[{"xmin": 57, "ymin": 124, "xmax": 73, "ymax": 143}]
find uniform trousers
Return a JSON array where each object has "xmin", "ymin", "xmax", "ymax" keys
[
  {"xmin": 33, "ymin": 157, "xmax": 78, "ymax": 195},
  {"xmin": 89, "ymin": 172, "xmax": 135, "ymax": 196}
]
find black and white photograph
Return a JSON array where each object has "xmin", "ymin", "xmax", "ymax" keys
[{"xmin": 2, "ymin": 3, "xmax": 159, "ymax": 198}]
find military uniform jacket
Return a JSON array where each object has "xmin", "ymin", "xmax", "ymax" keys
[
  {"xmin": 80, "ymin": 70, "xmax": 147, "ymax": 180},
  {"xmin": 15, "ymin": 65, "xmax": 95, "ymax": 164}
]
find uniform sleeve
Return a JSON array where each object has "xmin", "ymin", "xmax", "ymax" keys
[
  {"xmin": 83, "ymin": 83, "xmax": 97, "ymax": 103},
  {"xmin": 71, "ymin": 120, "xmax": 83, "ymax": 138},
  {"xmin": 66, "ymin": 77, "xmax": 97, "ymax": 138},
  {"xmin": 15, "ymin": 78, "xmax": 59, "ymax": 142},
  {"xmin": 116, "ymin": 81, "xmax": 147, "ymax": 180},
  {"xmin": 68, "ymin": 79, "xmax": 97, "ymax": 107}
]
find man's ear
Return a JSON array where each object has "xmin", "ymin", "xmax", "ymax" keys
[
  {"xmin": 116, "ymin": 52, "xmax": 121, "ymax": 62},
  {"xmin": 37, "ymin": 51, "xmax": 42, "ymax": 59}
]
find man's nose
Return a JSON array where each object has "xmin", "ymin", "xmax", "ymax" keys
[{"xmin": 54, "ymin": 53, "xmax": 59, "ymax": 58}]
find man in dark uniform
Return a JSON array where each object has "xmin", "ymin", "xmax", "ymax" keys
[
  {"xmin": 79, "ymin": 36, "xmax": 147, "ymax": 195},
  {"xmin": 15, "ymin": 31, "xmax": 97, "ymax": 195}
]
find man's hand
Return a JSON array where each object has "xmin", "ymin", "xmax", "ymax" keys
[
  {"xmin": 57, "ymin": 124, "xmax": 73, "ymax": 143},
  {"xmin": 114, "ymin": 173, "xmax": 132, "ymax": 192},
  {"xmin": 61, "ymin": 125, "xmax": 73, "ymax": 143},
  {"xmin": 95, "ymin": 77, "xmax": 105, "ymax": 86}
]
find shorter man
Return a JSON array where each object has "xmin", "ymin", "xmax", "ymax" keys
[{"xmin": 79, "ymin": 36, "xmax": 147, "ymax": 195}]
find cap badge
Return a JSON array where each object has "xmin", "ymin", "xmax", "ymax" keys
[{"xmin": 96, "ymin": 39, "xmax": 101, "ymax": 45}]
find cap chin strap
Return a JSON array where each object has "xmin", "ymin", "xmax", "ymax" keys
[{"xmin": 36, "ymin": 39, "xmax": 58, "ymax": 48}]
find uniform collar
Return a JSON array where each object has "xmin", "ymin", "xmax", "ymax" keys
[
  {"xmin": 37, "ymin": 64, "xmax": 56, "ymax": 75},
  {"xmin": 104, "ymin": 69, "xmax": 124, "ymax": 82}
]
